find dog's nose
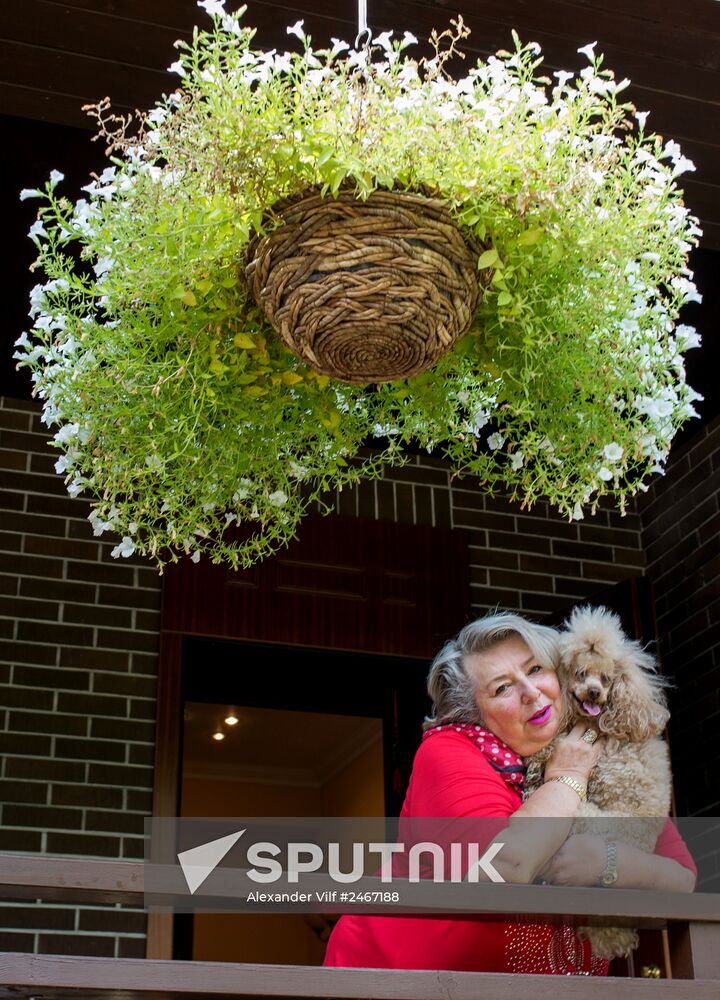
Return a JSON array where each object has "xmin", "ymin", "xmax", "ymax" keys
[{"xmin": 586, "ymin": 687, "xmax": 601, "ymax": 702}]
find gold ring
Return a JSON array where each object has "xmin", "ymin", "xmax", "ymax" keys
[{"xmin": 582, "ymin": 729, "xmax": 598, "ymax": 744}]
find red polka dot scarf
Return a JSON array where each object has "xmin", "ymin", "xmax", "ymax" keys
[{"xmin": 422, "ymin": 723, "xmax": 526, "ymax": 792}]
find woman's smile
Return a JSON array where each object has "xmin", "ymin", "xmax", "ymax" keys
[{"xmin": 528, "ymin": 704, "xmax": 552, "ymax": 725}]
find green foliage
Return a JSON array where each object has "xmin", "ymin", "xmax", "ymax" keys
[{"xmin": 15, "ymin": 8, "xmax": 702, "ymax": 566}]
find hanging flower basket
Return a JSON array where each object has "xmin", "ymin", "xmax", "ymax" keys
[
  {"xmin": 245, "ymin": 186, "xmax": 486, "ymax": 383},
  {"xmin": 14, "ymin": 2, "xmax": 703, "ymax": 568}
]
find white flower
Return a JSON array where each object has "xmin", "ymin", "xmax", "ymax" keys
[
  {"xmin": 675, "ymin": 324, "xmax": 701, "ymax": 350},
  {"xmin": 19, "ymin": 187, "xmax": 42, "ymax": 201},
  {"xmin": 603, "ymin": 442, "xmax": 624, "ymax": 462},
  {"xmin": 55, "ymin": 422, "xmax": 80, "ymax": 444},
  {"xmin": 268, "ymin": 490, "xmax": 288, "ymax": 506},
  {"xmin": 286, "ymin": 20, "xmax": 306, "ymax": 41},
  {"xmin": 510, "ymin": 451, "xmax": 524, "ymax": 470},
  {"xmin": 49, "ymin": 169, "xmax": 65, "ymax": 187},
  {"xmin": 93, "ymin": 255, "xmax": 114, "ymax": 278},
  {"xmin": 401, "ymin": 31, "xmax": 418, "ymax": 48},
  {"xmin": 28, "ymin": 219, "xmax": 47, "ymax": 240},
  {"xmin": 571, "ymin": 503, "xmax": 584, "ymax": 521},
  {"xmin": 198, "ymin": 0, "xmax": 226, "ymax": 16},
  {"xmin": 168, "ymin": 60, "xmax": 186, "ymax": 77},
  {"xmin": 111, "ymin": 537, "xmax": 136, "ymax": 559},
  {"xmin": 487, "ymin": 432, "xmax": 504, "ymax": 451},
  {"xmin": 598, "ymin": 466, "xmax": 613, "ymax": 481},
  {"xmin": 577, "ymin": 42, "xmax": 597, "ymax": 62},
  {"xmin": 329, "ymin": 38, "xmax": 349, "ymax": 57},
  {"xmin": 374, "ymin": 30, "xmax": 394, "ymax": 53},
  {"xmin": 635, "ymin": 110, "xmax": 649, "ymax": 129},
  {"xmin": 288, "ymin": 460, "xmax": 307, "ymax": 479},
  {"xmin": 191, "ymin": 550, "xmax": 201, "ymax": 563}
]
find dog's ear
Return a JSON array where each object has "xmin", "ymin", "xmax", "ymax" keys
[{"xmin": 599, "ymin": 665, "xmax": 669, "ymax": 741}]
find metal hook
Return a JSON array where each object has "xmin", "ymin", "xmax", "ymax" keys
[
  {"xmin": 355, "ymin": 0, "xmax": 371, "ymax": 51},
  {"xmin": 355, "ymin": 26, "xmax": 372, "ymax": 50}
]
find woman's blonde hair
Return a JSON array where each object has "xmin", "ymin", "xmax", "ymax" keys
[{"xmin": 424, "ymin": 611, "xmax": 560, "ymax": 730}]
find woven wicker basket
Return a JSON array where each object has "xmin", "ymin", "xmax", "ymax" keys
[{"xmin": 244, "ymin": 187, "xmax": 487, "ymax": 384}]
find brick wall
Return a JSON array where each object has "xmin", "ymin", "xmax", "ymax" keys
[
  {"xmin": 0, "ymin": 396, "xmax": 161, "ymax": 957},
  {"xmin": 1, "ymin": 393, "xmax": 649, "ymax": 954},
  {"xmin": 639, "ymin": 414, "xmax": 720, "ymax": 817},
  {"xmin": 338, "ymin": 459, "xmax": 646, "ymax": 618}
]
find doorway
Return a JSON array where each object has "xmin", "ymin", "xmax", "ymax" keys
[{"xmin": 175, "ymin": 637, "xmax": 431, "ymax": 963}]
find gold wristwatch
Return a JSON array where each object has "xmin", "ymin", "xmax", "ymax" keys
[{"xmin": 599, "ymin": 841, "xmax": 619, "ymax": 886}]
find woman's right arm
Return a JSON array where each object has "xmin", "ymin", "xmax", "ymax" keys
[{"xmin": 486, "ymin": 724, "xmax": 604, "ymax": 885}]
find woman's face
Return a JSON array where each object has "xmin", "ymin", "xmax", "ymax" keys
[{"xmin": 465, "ymin": 635, "xmax": 563, "ymax": 756}]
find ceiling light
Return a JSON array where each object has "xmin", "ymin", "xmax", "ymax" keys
[
  {"xmin": 224, "ymin": 715, "xmax": 239, "ymax": 726},
  {"xmin": 212, "ymin": 731, "xmax": 225, "ymax": 741}
]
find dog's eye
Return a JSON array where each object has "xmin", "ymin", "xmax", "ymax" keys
[
  {"xmin": 601, "ymin": 673, "xmax": 610, "ymax": 685},
  {"xmin": 578, "ymin": 670, "xmax": 586, "ymax": 680}
]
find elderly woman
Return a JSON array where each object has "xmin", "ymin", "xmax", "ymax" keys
[{"xmin": 323, "ymin": 612, "xmax": 696, "ymax": 975}]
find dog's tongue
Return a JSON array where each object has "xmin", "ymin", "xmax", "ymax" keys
[{"xmin": 583, "ymin": 701, "xmax": 602, "ymax": 716}]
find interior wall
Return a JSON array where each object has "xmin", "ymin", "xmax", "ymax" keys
[{"xmin": 181, "ymin": 734, "xmax": 384, "ymax": 964}]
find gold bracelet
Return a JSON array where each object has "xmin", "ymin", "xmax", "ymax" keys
[{"xmin": 548, "ymin": 774, "xmax": 587, "ymax": 802}]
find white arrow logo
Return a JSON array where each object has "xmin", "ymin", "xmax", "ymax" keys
[
  {"xmin": 177, "ymin": 830, "xmax": 245, "ymax": 894},
  {"xmin": 466, "ymin": 841, "xmax": 505, "ymax": 883}
]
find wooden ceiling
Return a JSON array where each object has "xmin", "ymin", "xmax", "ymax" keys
[
  {"xmin": 2, "ymin": 1, "xmax": 719, "ymax": 423},
  {"xmin": 3, "ymin": 0, "xmax": 719, "ymax": 242}
]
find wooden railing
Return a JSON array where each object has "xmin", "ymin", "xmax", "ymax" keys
[{"xmin": 1, "ymin": 853, "xmax": 719, "ymax": 998}]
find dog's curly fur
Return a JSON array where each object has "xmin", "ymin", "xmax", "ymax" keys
[{"xmin": 524, "ymin": 605, "xmax": 672, "ymax": 960}]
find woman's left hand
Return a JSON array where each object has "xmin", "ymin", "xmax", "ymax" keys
[{"xmin": 539, "ymin": 834, "xmax": 606, "ymax": 886}]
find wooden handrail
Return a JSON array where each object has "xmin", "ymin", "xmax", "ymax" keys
[
  {"xmin": 0, "ymin": 853, "xmax": 718, "ymax": 925},
  {"xmin": 0, "ymin": 954, "xmax": 719, "ymax": 1000},
  {"xmin": 0, "ymin": 853, "xmax": 719, "ymax": 990}
]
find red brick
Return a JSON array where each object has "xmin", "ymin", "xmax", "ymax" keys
[
  {"xmin": 51, "ymin": 785, "xmax": 123, "ymax": 809},
  {"xmin": 93, "ymin": 673, "xmax": 156, "ymax": 699},
  {"xmin": 432, "ymin": 488, "xmax": 451, "ymax": 529},
  {"xmin": 63, "ymin": 604, "xmax": 133, "ymax": 628},
  {"xmin": 8, "ymin": 711, "xmax": 88, "ymax": 737},
  {"xmin": 37, "ymin": 932, "xmax": 115, "ymax": 957},
  {"xmin": 56, "ymin": 691, "xmax": 127, "ymax": 717},
  {"xmin": 23, "ymin": 533, "xmax": 100, "ymax": 561},
  {"xmin": 0, "ymin": 779, "xmax": 49, "ymax": 804},
  {"xmin": 0, "ymin": 447, "xmax": 27, "ymax": 470},
  {"xmin": 0, "ymin": 732, "xmax": 52, "ymax": 756},
  {"xmin": 0, "ymin": 594, "xmax": 59, "ymax": 621},
  {"xmin": 395, "ymin": 483, "xmax": 414, "ymax": 524},
  {"xmin": 77, "ymin": 907, "xmax": 145, "ymax": 934},
  {"xmin": 16, "ymin": 620, "xmax": 93, "ymax": 646},
  {"xmin": 87, "ymin": 762, "xmax": 153, "ymax": 788},
  {"xmin": 0, "ymin": 684, "xmax": 55, "ymax": 710},
  {"xmin": 54, "ymin": 737, "xmax": 126, "ymax": 763},
  {"xmin": 95, "ymin": 628, "xmax": 159, "ymax": 654},
  {"xmin": 0, "ymin": 549, "xmax": 65, "ymax": 576},
  {"xmin": 0, "ymin": 905, "xmax": 75, "ymax": 930},
  {"xmin": 0, "ymin": 828, "xmax": 42, "ymax": 852},
  {"xmin": 487, "ymin": 530, "xmax": 551, "ymax": 554},
  {"xmin": 3, "ymin": 803, "xmax": 82, "ymax": 829},
  {"xmin": 60, "ymin": 646, "xmax": 129, "ymax": 671},
  {"xmin": 85, "ymin": 809, "xmax": 147, "ymax": 836},
  {"xmin": 0, "ymin": 410, "xmax": 32, "ymax": 431},
  {"xmin": 118, "ymin": 936, "xmax": 146, "ymax": 957},
  {"xmin": 45, "ymin": 832, "xmax": 122, "ymax": 858}
]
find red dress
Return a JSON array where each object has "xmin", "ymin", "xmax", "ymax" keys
[{"xmin": 323, "ymin": 727, "xmax": 696, "ymax": 974}]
